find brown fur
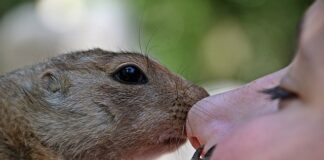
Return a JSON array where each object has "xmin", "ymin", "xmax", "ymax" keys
[{"xmin": 0, "ymin": 48, "xmax": 208, "ymax": 160}]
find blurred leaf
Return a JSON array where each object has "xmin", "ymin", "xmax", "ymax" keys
[{"xmin": 0, "ymin": 0, "xmax": 34, "ymax": 18}]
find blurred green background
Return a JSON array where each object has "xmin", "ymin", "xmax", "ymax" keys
[
  {"xmin": 0, "ymin": 0, "xmax": 312, "ymax": 84},
  {"xmin": 133, "ymin": 0, "xmax": 311, "ymax": 84}
]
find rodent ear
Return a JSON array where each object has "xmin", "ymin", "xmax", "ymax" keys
[{"xmin": 40, "ymin": 69, "xmax": 68, "ymax": 95}]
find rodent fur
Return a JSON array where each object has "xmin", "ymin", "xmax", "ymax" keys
[{"xmin": 0, "ymin": 48, "xmax": 208, "ymax": 160}]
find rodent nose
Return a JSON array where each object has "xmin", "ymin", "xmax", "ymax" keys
[
  {"xmin": 196, "ymin": 87, "xmax": 210, "ymax": 99},
  {"xmin": 185, "ymin": 85, "xmax": 209, "ymax": 106}
]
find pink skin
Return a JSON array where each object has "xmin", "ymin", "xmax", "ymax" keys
[
  {"xmin": 186, "ymin": 68, "xmax": 287, "ymax": 154},
  {"xmin": 186, "ymin": 0, "xmax": 324, "ymax": 159}
]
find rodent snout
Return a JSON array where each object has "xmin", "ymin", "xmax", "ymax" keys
[
  {"xmin": 180, "ymin": 84, "xmax": 209, "ymax": 108},
  {"xmin": 170, "ymin": 82, "xmax": 209, "ymax": 131}
]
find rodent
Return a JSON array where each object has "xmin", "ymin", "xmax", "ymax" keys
[{"xmin": 0, "ymin": 48, "xmax": 209, "ymax": 160}]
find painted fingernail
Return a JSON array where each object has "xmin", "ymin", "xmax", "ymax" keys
[
  {"xmin": 191, "ymin": 145, "xmax": 204, "ymax": 160},
  {"xmin": 203, "ymin": 145, "xmax": 216, "ymax": 160}
]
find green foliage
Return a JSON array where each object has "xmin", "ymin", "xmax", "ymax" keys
[
  {"xmin": 0, "ymin": 0, "xmax": 312, "ymax": 83},
  {"xmin": 132, "ymin": 0, "xmax": 311, "ymax": 83},
  {"xmin": 0, "ymin": 0, "xmax": 34, "ymax": 18}
]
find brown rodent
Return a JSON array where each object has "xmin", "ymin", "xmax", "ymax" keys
[{"xmin": 0, "ymin": 48, "xmax": 209, "ymax": 160}]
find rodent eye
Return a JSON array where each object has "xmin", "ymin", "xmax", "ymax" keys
[{"xmin": 113, "ymin": 65, "xmax": 148, "ymax": 85}]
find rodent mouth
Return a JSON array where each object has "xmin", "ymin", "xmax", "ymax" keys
[
  {"xmin": 161, "ymin": 137, "xmax": 187, "ymax": 146},
  {"xmin": 158, "ymin": 129, "xmax": 187, "ymax": 147}
]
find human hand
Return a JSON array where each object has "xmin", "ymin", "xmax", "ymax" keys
[
  {"xmin": 186, "ymin": 68, "xmax": 287, "ymax": 156},
  {"xmin": 187, "ymin": 1, "xmax": 324, "ymax": 159}
]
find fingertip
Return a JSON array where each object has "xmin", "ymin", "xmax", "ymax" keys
[{"xmin": 189, "ymin": 136, "xmax": 201, "ymax": 149}]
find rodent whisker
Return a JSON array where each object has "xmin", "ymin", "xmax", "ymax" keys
[
  {"xmin": 144, "ymin": 26, "xmax": 159, "ymax": 55},
  {"xmin": 176, "ymin": 62, "xmax": 187, "ymax": 79}
]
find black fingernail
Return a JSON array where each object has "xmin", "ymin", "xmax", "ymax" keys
[
  {"xmin": 203, "ymin": 145, "xmax": 216, "ymax": 160},
  {"xmin": 191, "ymin": 145, "xmax": 204, "ymax": 160}
]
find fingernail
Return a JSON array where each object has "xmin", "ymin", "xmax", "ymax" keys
[
  {"xmin": 203, "ymin": 145, "xmax": 216, "ymax": 160},
  {"xmin": 191, "ymin": 145, "xmax": 204, "ymax": 160}
]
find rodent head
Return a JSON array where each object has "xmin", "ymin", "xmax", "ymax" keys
[{"xmin": 14, "ymin": 48, "xmax": 208, "ymax": 159}]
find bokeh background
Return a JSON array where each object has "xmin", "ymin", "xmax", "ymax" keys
[
  {"xmin": 0, "ymin": 0, "xmax": 312, "ymax": 159},
  {"xmin": 0, "ymin": 0, "xmax": 311, "ymax": 83}
]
